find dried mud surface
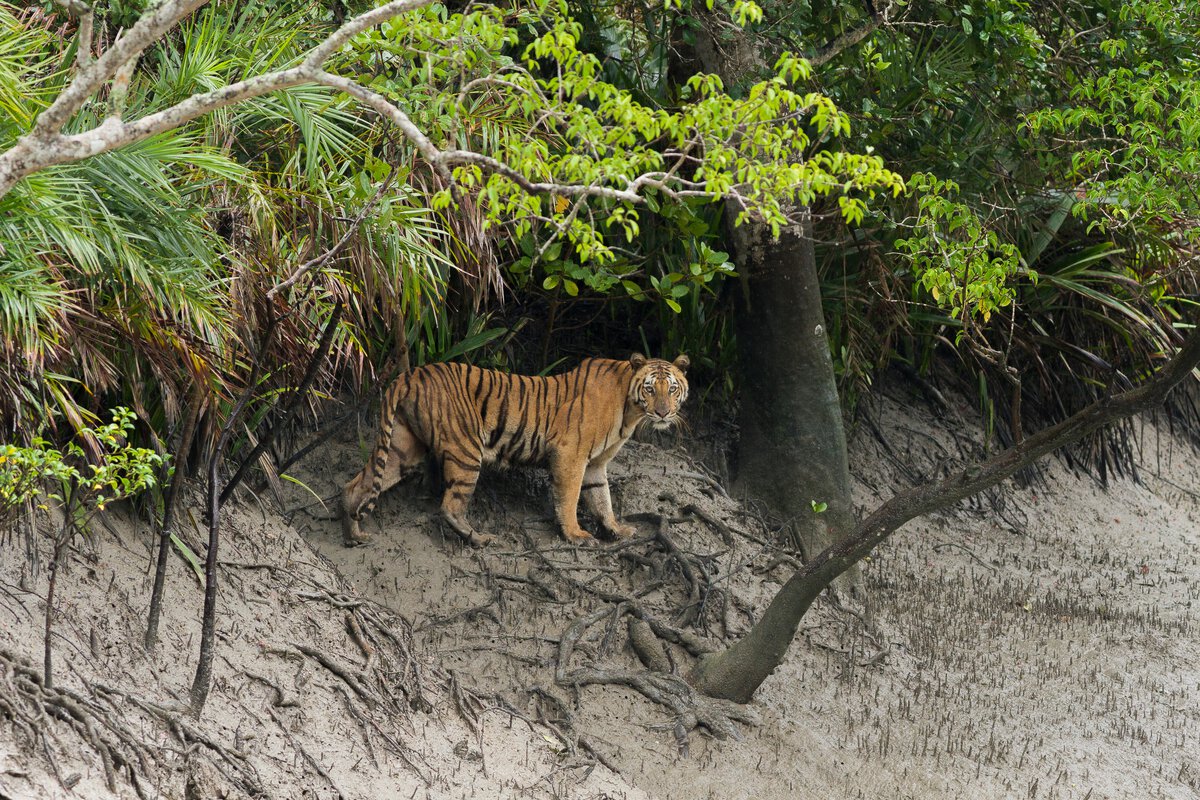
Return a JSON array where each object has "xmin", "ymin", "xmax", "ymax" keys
[{"xmin": 3, "ymin": 386, "xmax": 1198, "ymax": 799}]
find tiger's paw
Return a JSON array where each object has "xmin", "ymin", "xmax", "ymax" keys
[
  {"xmin": 442, "ymin": 510, "xmax": 494, "ymax": 547},
  {"xmin": 563, "ymin": 527, "xmax": 596, "ymax": 545},
  {"xmin": 465, "ymin": 531, "xmax": 496, "ymax": 547},
  {"xmin": 606, "ymin": 521, "xmax": 638, "ymax": 539},
  {"xmin": 343, "ymin": 518, "xmax": 372, "ymax": 547}
]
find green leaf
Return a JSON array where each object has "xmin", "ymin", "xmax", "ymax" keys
[
  {"xmin": 440, "ymin": 328, "xmax": 508, "ymax": 361},
  {"xmin": 170, "ymin": 533, "xmax": 205, "ymax": 582}
]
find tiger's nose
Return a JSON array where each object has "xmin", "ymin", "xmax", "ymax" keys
[{"xmin": 653, "ymin": 399, "xmax": 671, "ymax": 417}]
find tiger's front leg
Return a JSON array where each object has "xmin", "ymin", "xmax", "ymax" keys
[
  {"xmin": 550, "ymin": 454, "xmax": 594, "ymax": 543},
  {"xmin": 581, "ymin": 462, "xmax": 636, "ymax": 539}
]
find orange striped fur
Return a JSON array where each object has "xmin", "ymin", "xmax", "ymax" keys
[{"xmin": 342, "ymin": 353, "xmax": 689, "ymax": 546}]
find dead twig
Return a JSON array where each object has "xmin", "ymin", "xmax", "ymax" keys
[{"xmin": 220, "ymin": 302, "xmax": 344, "ymax": 507}]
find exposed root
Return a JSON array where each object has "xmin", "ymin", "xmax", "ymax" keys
[
  {"xmin": 243, "ymin": 670, "xmax": 299, "ymax": 708},
  {"xmin": 530, "ymin": 687, "xmax": 624, "ymax": 775},
  {"xmin": 0, "ymin": 647, "xmax": 165, "ymax": 800},
  {"xmin": 289, "ymin": 643, "xmax": 378, "ymax": 709},
  {"xmin": 292, "ymin": 585, "xmax": 431, "ymax": 712},
  {"xmin": 417, "ymin": 590, "xmax": 503, "ymax": 632},
  {"xmin": 673, "ymin": 470, "xmax": 731, "ymax": 499},
  {"xmin": 334, "ymin": 684, "xmax": 379, "ymax": 767},
  {"xmin": 262, "ymin": 604, "xmax": 435, "ymax": 786},
  {"xmin": 449, "ymin": 669, "xmax": 486, "ymax": 732},
  {"xmin": 562, "ymin": 663, "xmax": 759, "ymax": 743},
  {"xmin": 421, "ymin": 498, "xmax": 781, "ymax": 750},
  {"xmin": 553, "ymin": 606, "xmax": 758, "ymax": 745},
  {"xmin": 345, "ymin": 612, "xmax": 378, "ymax": 672},
  {"xmin": 627, "ymin": 617, "xmax": 670, "ymax": 673},
  {"xmin": 93, "ymin": 683, "xmax": 265, "ymax": 797},
  {"xmin": 680, "ymin": 503, "xmax": 735, "ymax": 545}
]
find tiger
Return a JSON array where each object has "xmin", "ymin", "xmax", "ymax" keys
[{"xmin": 341, "ymin": 353, "xmax": 690, "ymax": 547}]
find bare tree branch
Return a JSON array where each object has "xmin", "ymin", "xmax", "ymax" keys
[
  {"xmin": 0, "ymin": 0, "xmax": 806, "ymax": 223},
  {"xmin": 302, "ymin": 0, "xmax": 433, "ymax": 67},
  {"xmin": 108, "ymin": 58, "xmax": 137, "ymax": 121},
  {"xmin": 0, "ymin": 0, "xmax": 438, "ymax": 198},
  {"xmin": 0, "ymin": 0, "xmax": 694, "ymax": 210},
  {"xmin": 38, "ymin": 0, "xmax": 211, "ymax": 134},
  {"xmin": 308, "ymin": 70, "xmax": 449, "ymax": 178},
  {"xmin": 54, "ymin": 0, "xmax": 94, "ymax": 71},
  {"xmin": 806, "ymin": 0, "xmax": 895, "ymax": 68}
]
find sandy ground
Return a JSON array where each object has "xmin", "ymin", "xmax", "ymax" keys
[
  {"xmin": 2, "ymin": 383, "xmax": 1198, "ymax": 799},
  {"xmin": 0, "ymin": 497, "xmax": 644, "ymax": 799}
]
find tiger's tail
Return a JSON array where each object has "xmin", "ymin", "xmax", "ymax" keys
[{"xmin": 342, "ymin": 377, "xmax": 405, "ymax": 543}]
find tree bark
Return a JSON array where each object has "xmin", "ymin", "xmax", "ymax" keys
[
  {"xmin": 731, "ymin": 211, "xmax": 854, "ymax": 563},
  {"xmin": 693, "ymin": 325, "xmax": 1200, "ymax": 702},
  {"xmin": 680, "ymin": 9, "xmax": 857, "ymax": 567}
]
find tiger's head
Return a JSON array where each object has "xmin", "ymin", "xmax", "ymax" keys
[{"xmin": 628, "ymin": 353, "xmax": 690, "ymax": 430}]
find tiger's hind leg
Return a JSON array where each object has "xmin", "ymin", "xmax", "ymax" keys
[
  {"xmin": 438, "ymin": 452, "xmax": 493, "ymax": 547},
  {"xmin": 342, "ymin": 417, "xmax": 427, "ymax": 545}
]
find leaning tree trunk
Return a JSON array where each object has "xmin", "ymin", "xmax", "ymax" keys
[
  {"xmin": 730, "ymin": 210, "xmax": 855, "ymax": 565},
  {"xmin": 692, "ymin": 325, "xmax": 1200, "ymax": 702}
]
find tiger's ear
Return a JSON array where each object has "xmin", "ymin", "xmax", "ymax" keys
[
  {"xmin": 673, "ymin": 354, "xmax": 690, "ymax": 374},
  {"xmin": 629, "ymin": 353, "xmax": 648, "ymax": 369}
]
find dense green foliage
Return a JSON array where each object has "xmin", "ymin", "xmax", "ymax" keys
[
  {"xmin": 759, "ymin": 0, "xmax": 1200, "ymax": 468},
  {"xmin": 1, "ymin": 0, "xmax": 1198, "ymax": 483}
]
